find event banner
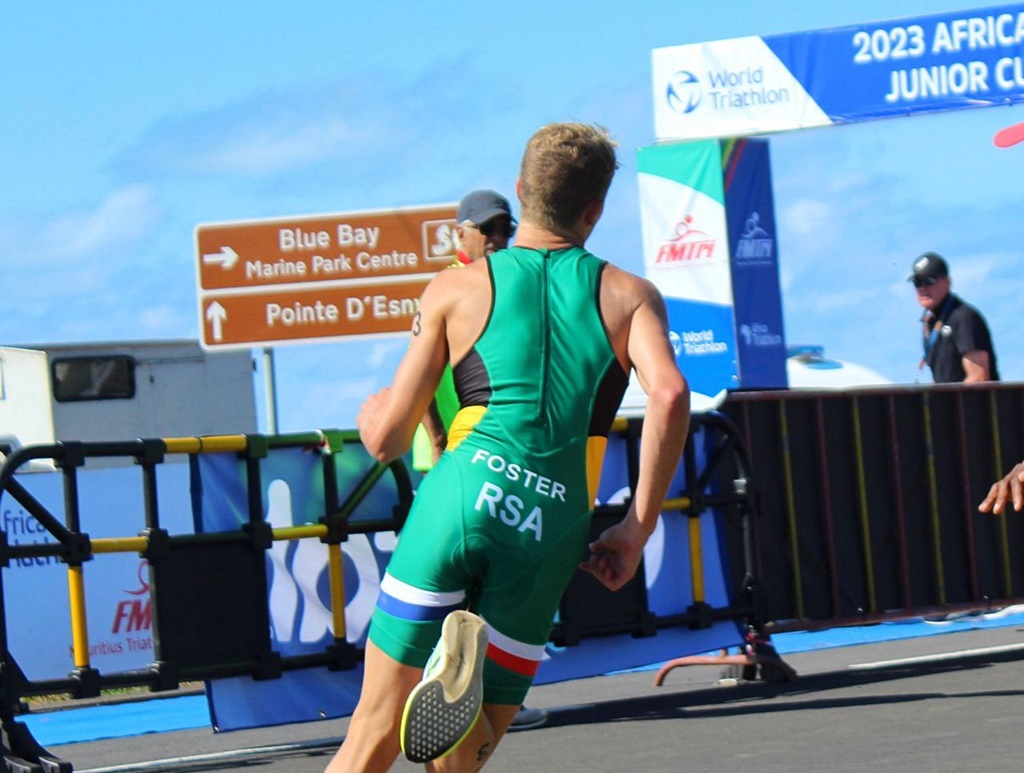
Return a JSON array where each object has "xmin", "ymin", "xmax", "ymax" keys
[
  {"xmin": 198, "ymin": 440, "xmax": 742, "ymax": 732},
  {"xmin": 2, "ymin": 463, "xmax": 194, "ymax": 681},
  {"xmin": 653, "ymin": 4, "xmax": 1024, "ymax": 140},
  {"xmin": 637, "ymin": 139, "xmax": 787, "ymax": 398},
  {"xmin": 638, "ymin": 140, "xmax": 739, "ymax": 405},
  {"xmin": 722, "ymin": 139, "xmax": 788, "ymax": 388}
]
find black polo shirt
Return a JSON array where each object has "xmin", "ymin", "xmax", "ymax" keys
[{"xmin": 923, "ymin": 294, "xmax": 1000, "ymax": 383}]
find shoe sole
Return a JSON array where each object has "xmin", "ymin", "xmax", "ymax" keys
[{"xmin": 400, "ymin": 610, "xmax": 488, "ymax": 764}]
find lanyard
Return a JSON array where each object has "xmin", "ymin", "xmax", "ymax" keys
[{"xmin": 918, "ymin": 295, "xmax": 954, "ymax": 371}]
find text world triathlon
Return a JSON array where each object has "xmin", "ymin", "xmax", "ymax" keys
[{"xmin": 707, "ymin": 67, "xmax": 788, "ymax": 110}]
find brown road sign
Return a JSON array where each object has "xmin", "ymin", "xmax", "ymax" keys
[
  {"xmin": 202, "ymin": 278, "xmax": 431, "ymax": 348},
  {"xmin": 196, "ymin": 204, "xmax": 456, "ymax": 348}
]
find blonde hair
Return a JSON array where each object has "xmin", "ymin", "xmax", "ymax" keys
[{"xmin": 518, "ymin": 123, "xmax": 619, "ymax": 232}]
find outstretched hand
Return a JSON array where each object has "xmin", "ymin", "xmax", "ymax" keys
[
  {"xmin": 979, "ymin": 461, "xmax": 1024, "ymax": 515},
  {"xmin": 355, "ymin": 387, "xmax": 393, "ymax": 459},
  {"xmin": 579, "ymin": 518, "xmax": 648, "ymax": 592}
]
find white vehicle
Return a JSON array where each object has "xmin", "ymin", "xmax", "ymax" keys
[
  {"xmin": 0, "ymin": 339, "xmax": 257, "ymax": 467},
  {"xmin": 785, "ymin": 345, "xmax": 893, "ymax": 390}
]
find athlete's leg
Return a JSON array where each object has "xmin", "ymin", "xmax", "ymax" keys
[
  {"xmin": 428, "ymin": 703, "xmax": 520, "ymax": 773},
  {"xmin": 323, "ymin": 638, "xmax": 422, "ymax": 773}
]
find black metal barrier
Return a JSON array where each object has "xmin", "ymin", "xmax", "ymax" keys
[
  {"xmin": 552, "ymin": 412, "xmax": 765, "ymax": 644},
  {"xmin": 720, "ymin": 382, "xmax": 1024, "ymax": 630},
  {"xmin": 5, "ymin": 383, "xmax": 1020, "ymax": 771},
  {"xmin": 0, "ymin": 430, "xmax": 415, "ymax": 772},
  {"xmin": 0, "ymin": 415, "xmax": 759, "ymax": 771}
]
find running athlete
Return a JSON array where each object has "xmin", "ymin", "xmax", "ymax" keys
[{"xmin": 324, "ymin": 122, "xmax": 690, "ymax": 773}]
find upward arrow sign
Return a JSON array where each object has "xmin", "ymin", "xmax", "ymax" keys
[
  {"xmin": 206, "ymin": 301, "xmax": 228, "ymax": 341},
  {"xmin": 203, "ymin": 246, "xmax": 239, "ymax": 270}
]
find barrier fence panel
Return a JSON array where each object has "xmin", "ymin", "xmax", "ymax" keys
[
  {"xmin": 3, "ymin": 384, "xmax": 1019, "ymax": 768},
  {"xmin": 0, "ymin": 430, "xmax": 397, "ymax": 772},
  {"xmin": 721, "ymin": 383, "xmax": 1024, "ymax": 630}
]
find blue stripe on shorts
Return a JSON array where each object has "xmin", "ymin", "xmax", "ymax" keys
[{"xmin": 376, "ymin": 592, "xmax": 463, "ymax": 621}]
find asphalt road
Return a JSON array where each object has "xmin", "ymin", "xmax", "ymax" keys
[{"xmin": 50, "ymin": 624, "xmax": 1024, "ymax": 773}]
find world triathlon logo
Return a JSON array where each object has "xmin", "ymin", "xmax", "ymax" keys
[
  {"xmin": 668, "ymin": 331, "xmax": 682, "ymax": 356},
  {"xmin": 666, "ymin": 70, "xmax": 702, "ymax": 114}
]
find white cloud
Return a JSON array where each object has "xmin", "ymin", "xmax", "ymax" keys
[
  {"xmin": 779, "ymin": 198, "xmax": 834, "ymax": 240},
  {"xmin": 7, "ymin": 185, "xmax": 159, "ymax": 268},
  {"xmin": 183, "ymin": 118, "xmax": 373, "ymax": 176}
]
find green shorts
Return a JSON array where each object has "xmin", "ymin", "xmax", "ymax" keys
[{"xmin": 369, "ymin": 436, "xmax": 591, "ymax": 705}]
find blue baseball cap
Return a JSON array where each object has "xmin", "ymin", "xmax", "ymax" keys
[{"xmin": 457, "ymin": 189, "xmax": 516, "ymax": 227}]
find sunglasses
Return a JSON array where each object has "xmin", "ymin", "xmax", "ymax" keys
[
  {"xmin": 466, "ymin": 220, "xmax": 516, "ymax": 239},
  {"xmin": 912, "ymin": 276, "xmax": 938, "ymax": 288}
]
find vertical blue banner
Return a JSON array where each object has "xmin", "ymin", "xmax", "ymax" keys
[{"xmin": 723, "ymin": 138, "xmax": 788, "ymax": 388}]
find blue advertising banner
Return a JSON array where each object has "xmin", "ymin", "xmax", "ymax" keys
[
  {"xmin": 723, "ymin": 138, "xmax": 788, "ymax": 388},
  {"xmin": 197, "ymin": 440, "xmax": 743, "ymax": 732},
  {"xmin": 194, "ymin": 443, "xmax": 397, "ymax": 731},
  {"xmin": 1, "ymin": 464, "xmax": 194, "ymax": 681},
  {"xmin": 654, "ymin": 4, "xmax": 1024, "ymax": 141}
]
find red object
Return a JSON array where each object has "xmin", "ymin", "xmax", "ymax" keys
[{"xmin": 994, "ymin": 121, "xmax": 1024, "ymax": 148}]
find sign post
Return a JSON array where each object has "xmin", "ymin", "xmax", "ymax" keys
[{"xmin": 195, "ymin": 204, "xmax": 457, "ymax": 350}]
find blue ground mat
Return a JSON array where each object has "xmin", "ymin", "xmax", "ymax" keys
[
  {"xmin": 24, "ymin": 693, "xmax": 211, "ymax": 746},
  {"xmin": 24, "ymin": 606, "xmax": 1024, "ymax": 747},
  {"xmin": 772, "ymin": 605, "xmax": 1024, "ymax": 654}
]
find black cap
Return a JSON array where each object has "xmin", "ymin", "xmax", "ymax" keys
[
  {"xmin": 456, "ymin": 189, "xmax": 516, "ymax": 227},
  {"xmin": 908, "ymin": 251, "xmax": 949, "ymax": 284}
]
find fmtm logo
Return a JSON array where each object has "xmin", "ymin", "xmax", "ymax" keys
[
  {"xmin": 655, "ymin": 215, "xmax": 716, "ymax": 265},
  {"xmin": 112, "ymin": 559, "xmax": 151, "ymax": 634},
  {"xmin": 112, "ymin": 599, "xmax": 151, "ymax": 633}
]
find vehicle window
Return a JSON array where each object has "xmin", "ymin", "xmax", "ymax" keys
[{"xmin": 52, "ymin": 356, "xmax": 136, "ymax": 402}]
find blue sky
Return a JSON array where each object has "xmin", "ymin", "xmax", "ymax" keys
[{"xmin": 3, "ymin": 1, "xmax": 1022, "ymax": 433}]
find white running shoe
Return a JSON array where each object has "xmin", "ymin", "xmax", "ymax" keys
[
  {"xmin": 400, "ymin": 610, "xmax": 488, "ymax": 763},
  {"xmin": 508, "ymin": 705, "xmax": 548, "ymax": 731}
]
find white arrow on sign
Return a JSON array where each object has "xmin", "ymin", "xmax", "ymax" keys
[
  {"xmin": 203, "ymin": 246, "xmax": 239, "ymax": 270},
  {"xmin": 206, "ymin": 301, "xmax": 228, "ymax": 341}
]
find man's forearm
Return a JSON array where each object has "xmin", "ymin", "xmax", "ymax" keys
[{"xmin": 632, "ymin": 381, "xmax": 690, "ymax": 534}]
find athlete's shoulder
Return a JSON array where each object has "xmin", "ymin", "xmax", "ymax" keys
[
  {"xmin": 426, "ymin": 256, "xmax": 488, "ymax": 298},
  {"xmin": 601, "ymin": 262, "xmax": 661, "ymax": 302}
]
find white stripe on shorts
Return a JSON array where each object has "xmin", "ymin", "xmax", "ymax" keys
[{"xmin": 380, "ymin": 573, "xmax": 466, "ymax": 607}]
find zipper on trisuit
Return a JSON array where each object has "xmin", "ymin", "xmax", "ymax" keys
[{"xmin": 538, "ymin": 250, "xmax": 551, "ymax": 427}]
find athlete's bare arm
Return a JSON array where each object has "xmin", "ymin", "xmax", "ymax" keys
[
  {"xmin": 582, "ymin": 268, "xmax": 690, "ymax": 591},
  {"xmin": 357, "ymin": 275, "xmax": 453, "ymax": 463},
  {"xmin": 357, "ymin": 263, "xmax": 491, "ymax": 463},
  {"xmin": 623, "ymin": 276, "xmax": 690, "ymax": 530}
]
